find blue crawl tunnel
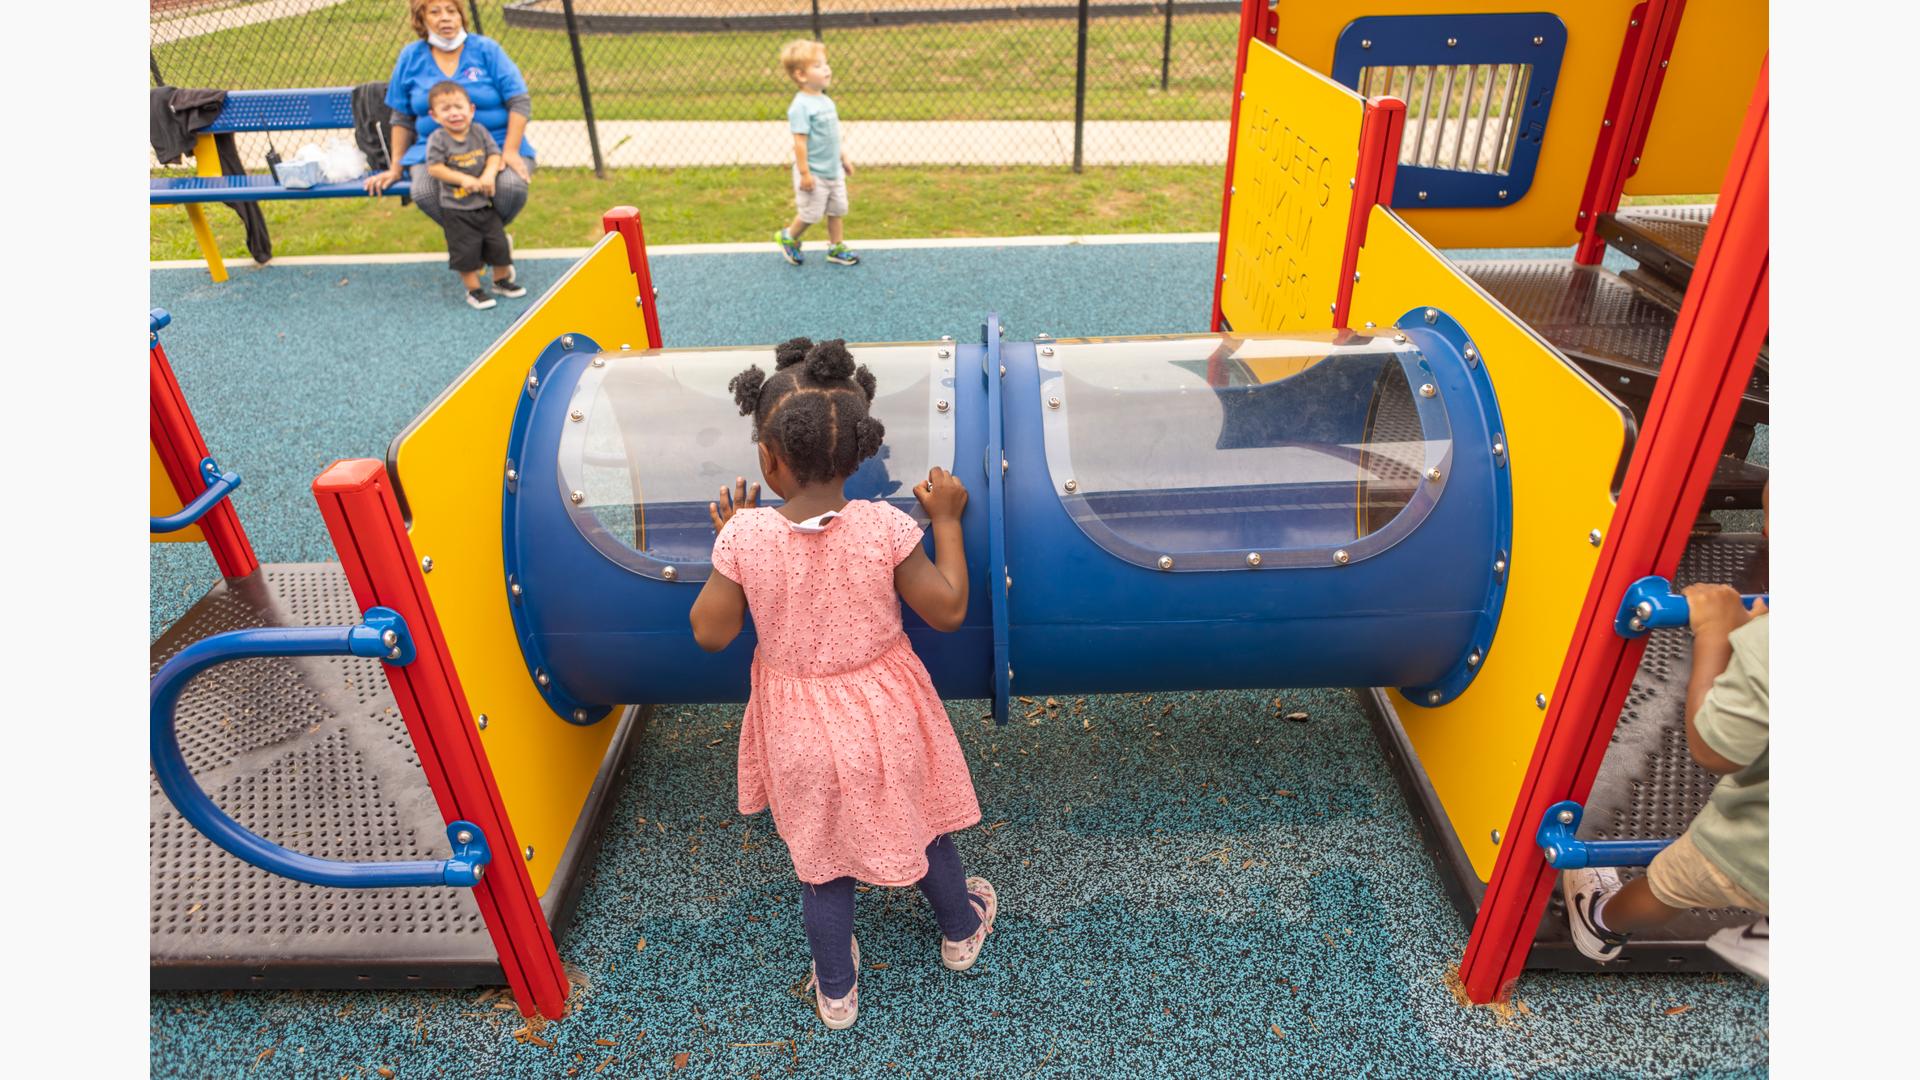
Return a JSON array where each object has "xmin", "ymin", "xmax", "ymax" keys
[{"xmin": 499, "ymin": 315, "xmax": 1512, "ymax": 725}]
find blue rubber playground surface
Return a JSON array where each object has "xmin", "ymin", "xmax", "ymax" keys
[{"xmin": 149, "ymin": 240, "xmax": 1768, "ymax": 1077}]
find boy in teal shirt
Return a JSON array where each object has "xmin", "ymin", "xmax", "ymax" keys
[{"xmin": 775, "ymin": 40, "xmax": 858, "ymax": 267}]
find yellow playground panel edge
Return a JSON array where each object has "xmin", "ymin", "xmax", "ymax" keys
[{"xmin": 151, "ymin": 441, "xmax": 205, "ymax": 543}]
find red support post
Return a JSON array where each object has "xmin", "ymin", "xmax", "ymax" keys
[
  {"xmin": 1458, "ymin": 56, "xmax": 1768, "ymax": 1004},
  {"xmin": 603, "ymin": 206, "xmax": 664, "ymax": 348},
  {"xmin": 313, "ymin": 460, "xmax": 570, "ymax": 1020},
  {"xmin": 151, "ymin": 334, "xmax": 258, "ymax": 579},
  {"xmin": 1211, "ymin": 0, "xmax": 1277, "ymax": 331},
  {"xmin": 1573, "ymin": 0, "xmax": 1687, "ymax": 264},
  {"xmin": 1333, "ymin": 97, "xmax": 1406, "ymax": 328}
]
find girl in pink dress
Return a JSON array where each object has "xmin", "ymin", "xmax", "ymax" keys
[{"xmin": 689, "ymin": 337, "xmax": 998, "ymax": 1030}]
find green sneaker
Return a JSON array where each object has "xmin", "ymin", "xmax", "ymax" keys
[
  {"xmin": 776, "ymin": 229, "xmax": 804, "ymax": 266},
  {"xmin": 827, "ymin": 243, "xmax": 861, "ymax": 266}
]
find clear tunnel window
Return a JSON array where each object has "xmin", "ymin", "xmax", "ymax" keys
[
  {"xmin": 1038, "ymin": 333, "xmax": 1452, "ymax": 570},
  {"xmin": 558, "ymin": 344, "xmax": 957, "ymax": 580}
]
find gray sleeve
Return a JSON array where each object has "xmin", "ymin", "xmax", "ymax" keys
[
  {"xmin": 480, "ymin": 127, "xmax": 501, "ymax": 156},
  {"xmin": 424, "ymin": 130, "xmax": 447, "ymax": 167},
  {"xmin": 506, "ymin": 94, "xmax": 531, "ymax": 118},
  {"xmin": 389, "ymin": 108, "xmax": 416, "ymax": 131}
]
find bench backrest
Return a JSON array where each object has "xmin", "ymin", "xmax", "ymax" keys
[{"xmin": 203, "ymin": 89, "xmax": 357, "ymax": 134}]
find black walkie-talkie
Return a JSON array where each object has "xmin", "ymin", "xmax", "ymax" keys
[{"xmin": 264, "ymin": 136, "xmax": 283, "ymax": 184}]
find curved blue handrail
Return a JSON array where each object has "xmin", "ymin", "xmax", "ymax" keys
[
  {"xmin": 1536, "ymin": 800, "xmax": 1672, "ymax": 869},
  {"xmin": 150, "ymin": 607, "xmax": 491, "ymax": 888},
  {"xmin": 151, "ymin": 456, "xmax": 243, "ymax": 534},
  {"xmin": 1615, "ymin": 575, "xmax": 1768, "ymax": 637}
]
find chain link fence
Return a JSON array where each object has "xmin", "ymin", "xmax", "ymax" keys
[{"xmin": 151, "ymin": 0, "xmax": 1240, "ymax": 172}]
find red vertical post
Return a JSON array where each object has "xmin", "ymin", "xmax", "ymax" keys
[
  {"xmin": 1333, "ymin": 97, "xmax": 1406, "ymax": 328},
  {"xmin": 313, "ymin": 460, "xmax": 570, "ymax": 1020},
  {"xmin": 1573, "ymin": 0, "xmax": 1686, "ymax": 264},
  {"xmin": 1459, "ymin": 57, "xmax": 1768, "ymax": 1004},
  {"xmin": 151, "ymin": 330, "xmax": 258, "ymax": 579},
  {"xmin": 1211, "ymin": 0, "xmax": 1276, "ymax": 331},
  {"xmin": 602, "ymin": 206, "xmax": 664, "ymax": 348}
]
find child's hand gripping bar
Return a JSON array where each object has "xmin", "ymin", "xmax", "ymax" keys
[{"xmin": 1613, "ymin": 575, "xmax": 1768, "ymax": 638}]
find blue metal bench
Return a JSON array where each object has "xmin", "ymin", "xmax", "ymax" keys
[{"xmin": 152, "ymin": 88, "xmax": 409, "ymax": 281}]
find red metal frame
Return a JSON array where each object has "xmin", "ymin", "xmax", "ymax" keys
[
  {"xmin": 313, "ymin": 460, "xmax": 570, "ymax": 1020},
  {"xmin": 1459, "ymin": 55, "xmax": 1768, "ymax": 1004},
  {"xmin": 150, "ymin": 333, "xmax": 258, "ymax": 579},
  {"xmin": 603, "ymin": 206, "xmax": 664, "ymax": 348},
  {"xmin": 1334, "ymin": 98, "xmax": 1406, "ymax": 328},
  {"xmin": 1211, "ymin": 0, "xmax": 1278, "ymax": 331},
  {"xmin": 1573, "ymin": 0, "xmax": 1687, "ymax": 264}
]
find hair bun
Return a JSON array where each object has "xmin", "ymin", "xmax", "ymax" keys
[
  {"xmin": 728, "ymin": 364, "xmax": 767, "ymax": 416},
  {"xmin": 773, "ymin": 337, "xmax": 813, "ymax": 370},
  {"xmin": 804, "ymin": 339, "xmax": 856, "ymax": 382},
  {"xmin": 853, "ymin": 363, "xmax": 877, "ymax": 403},
  {"xmin": 854, "ymin": 415, "xmax": 887, "ymax": 463}
]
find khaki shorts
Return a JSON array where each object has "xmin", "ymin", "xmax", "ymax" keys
[
  {"xmin": 1646, "ymin": 830, "xmax": 1765, "ymax": 913},
  {"xmin": 794, "ymin": 170, "xmax": 849, "ymax": 224}
]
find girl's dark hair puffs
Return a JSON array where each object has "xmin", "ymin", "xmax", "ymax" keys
[{"xmin": 727, "ymin": 337, "xmax": 885, "ymax": 485}]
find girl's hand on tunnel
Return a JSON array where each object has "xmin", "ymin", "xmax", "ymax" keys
[
  {"xmin": 915, "ymin": 467, "xmax": 968, "ymax": 524},
  {"xmin": 710, "ymin": 477, "xmax": 760, "ymax": 531}
]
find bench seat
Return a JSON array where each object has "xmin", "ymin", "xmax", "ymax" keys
[{"xmin": 151, "ymin": 174, "xmax": 411, "ymax": 205}]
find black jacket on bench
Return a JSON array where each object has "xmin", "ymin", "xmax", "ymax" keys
[{"xmin": 150, "ymin": 86, "xmax": 273, "ymax": 266}]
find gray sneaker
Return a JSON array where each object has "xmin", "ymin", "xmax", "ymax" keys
[
  {"xmin": 1561, "ymin": 867, "xmax": 1629, "ymax": 963},
  {"xmin": 1705, "ymin": 916, "xmax": 1768, "ymax": 983}
]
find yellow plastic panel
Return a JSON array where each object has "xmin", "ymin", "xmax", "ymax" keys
[
  {"xmin": 150, "ymin": 441, "xmax": 204, "ymax": 543},
  {"xmin": 1274, "ymin": 0, "xmax": 1641, "ymax": 248},
  {"xmin": 1219, "ymin": 42, "xmax": 1364, "ymax": 333},
  {"xmin": 393, "ymin": 232, "xmax": 652, "ymax": 895},
  {"xmin": 1624, "ymin": 0, "xmax": 1767, "ymax": 197},
  {"xmin": 1349, "ymin": 206, "xmax": 1628, "ymax": 880}
]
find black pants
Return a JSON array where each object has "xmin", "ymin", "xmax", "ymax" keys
[{"xmin": 442, "ymin": 206, "xmax": 511, "ymax": 273}]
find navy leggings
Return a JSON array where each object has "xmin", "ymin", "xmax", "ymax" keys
[{"xmin": 802, "ymin": 834, "xmax": 981, "ymax": 998}]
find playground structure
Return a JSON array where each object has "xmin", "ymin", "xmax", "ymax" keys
[{"xmin": 150, "ymin": 0, "xmax": 1768, "ymax": 1016}]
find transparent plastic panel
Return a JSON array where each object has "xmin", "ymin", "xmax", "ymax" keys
[
  {"xmin": 557, "ymin": 344, "xmax": 957, "ymax": 579},
  {"xmin": 1037, "ymin": 333, "xmax": 1452, "ymax": 570}
]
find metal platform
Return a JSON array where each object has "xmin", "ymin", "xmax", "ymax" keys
[
  {"xmin": 1364, "ymin": 532, "xmax": 1767, "ymax": 972},
  {"xmin": 150, "ymin": 564, "xmax": 647, "ymax": 990},
  {"xmin": 1597, "ymin": 205, "xmax": 1713, "ymax": 293}
]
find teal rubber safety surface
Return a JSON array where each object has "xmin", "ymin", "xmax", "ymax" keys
[{"xmin": 149, "ymin": 240, "xmax": 1766, "ymax": 1077}]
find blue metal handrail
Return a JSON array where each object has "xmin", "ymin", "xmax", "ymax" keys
[
  {"xmin": 1614, "ymin": 575, "xmax": 1767, "ymax": 638},
  {"xmin": 150, "ymin": 607, "xmax": 491, "ymax": 888},
  {"xmin": 151, "ymin": 456, "xmax": 243, "ymax": 534},
  {"xmin": 1536, "ymin": 800, "xmax": 1672, "ymax": 869}
]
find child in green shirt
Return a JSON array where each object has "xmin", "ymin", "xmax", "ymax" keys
[{"xmin": 774, "ymin": 40, "xmax": 859, "ymax": 268}]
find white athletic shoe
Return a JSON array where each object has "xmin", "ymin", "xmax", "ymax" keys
[
  {"xmin": 1561, "ymin": 867, "xmax": 1630, "ymax": 963},
  {"xmin": 1705, "ymin": 916, "xmax": 1768, "ymax": 983}
]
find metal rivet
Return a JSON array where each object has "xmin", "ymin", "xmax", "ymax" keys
[
  {"xmin": 1064, "ymin": 480, "xmax": 1079, "ymax": 493},
  {"xmin": 1005, "ymin": 573, "xmax": 1012, "ymax": 589},
  {"xmin": 476, "ymin": 714, "xmax": 489, "ymax": 731},
  {"xmin": 1532, "ymin": 35, "xmax": 1544, "ymax": 45},
  {"xmin": 1557, "ymin": 809, "xmax": 1575, "ymax": 825},
  {"xmin": 1602, "ymin": 119, "xmax": 1613, "ymax": 128},
  {"xmin": 1588, "ymin": 528, "xmax": 1604, "ymax": 546},
  {"xmin": 536, "ymin": 670, "xmax": 550, "ymax": 687},
  {"xmin": 573, "ymin": 709, "xmax": 589, "ymax": 723},
  {"xmin": 941, "ymin": 334, "xmax": 954, "ymax": 341},
  {"xmin": 1578, "ymin": 210, "xmax": 1589, "ymax": 220},
  {"xmin": 592, "ymin": 356, "xmax": 606, "ymax": 368},
  {"xmin": 1417, "ymin": 191, "xmax": 1429, "ymax": 201},
  {"xmin": 506, "ymin": 468, "xmax": 519, "ymax": 483},
  {"xmin": 1630, "ymin": 18, "xmax": 1640, "ymax": 26},
  {"xmin": 570, "ymin": 409, "xmax": 585, "ymax": 422},
  {"xmin": 1467, "ymin": 650, "xmax": 1482, "ymax": 668},
  {"xmin": 1230, "ymin": 185, "xmax": 1237, "ymax": 194},
  {"xmin": 1240, "ymin": 91, "xmax": 1246, "ymax": 99},
  {"xmin": 1393, "ymin": 333, "xmax": 1408, "ymax": 344},
  {"xmin": 1631, "ymin": 156, "xmax": 1641, "ymax": 165},
  {"xmin": 1157, "ymin": 555, "xmax": 1174, "ymax": 571},
  {"xmin": 1446, "ymin": 36, "xmax": 1458, "ymax": 47},
  {"xmin": 938, "ymin": 349, "xmax": 951, "ymax": 358},
  {"xmin": 381, "ymin": 629, "xmax": 398, "ymax": 648},
  {"xmin": 420, "ymin": 556, "xmax": 434, "ymax": 573},
  {"xmin": 1494, "ymin": 558, "xmax": 1507, "ymax": 574},
  {"xmin": 1329, "ymin": 303, "xmax": 1337, "ymax": 314},
  {"xmin": 1427, "ymin": 690, "xmax": 1442, "ymax": 704},
  {"xmin": 455, "ymin": 829, "xmax": 474, "ymax": 845},
  {"xmin": 1535, "ymin": 693, "xmax": 1547, "ymax": 709},
  {"xmin": 561, "ymin": 335, "xmax": 575, "ymax": 349},
  {"xmin": 524, "ymin": 846, "xmax": 536, "ymax": 861},
  {"xmin": 1497, "ymin": 189, "xmax": 1509, "ymax": 200},
  {"xmin": 1425, "ymin": 467, "xmax": 1442, "ymax": 482},
  {"xmin": 1364, "ymin": 321, "xmax": 1377, "ymax": 329},
  {"xmin": 1048, "ymin": 396, "xmax": 1061, "ymax": 409},
  {"xmin": 510, "ymin": 582, "xmax": 524, "ymax": 598},
  {"xmin": 1419, "ymin": 382, "xmax": 1436, "ymax": 397},
  {"xmin": 999, "ymin": 365, "xmax": 1007, "ymax": 376},
  {"xmin": 620, "ymin": 343, "xmax": 631, "ymax": 351},
  {"xmin": 527, "ymin": 374, "xmax": 539, "ymax": 389},
  {"xmin": 663, "ymin": 566, "xmax": 679, "ymax": 581},
  {"xmin": 1636, "ymin": 600, "xmax": 1653, "ymax": 620},
  {"xmin": 1348, "ymin": 177, "xmax": 1356, "ymax": 189},
  {"xmin": 1246, "ymin": 552, "xmax": 1262, "ymax": 567},
  {"xmin": 570, "ymin": 490, "xmax": 585, "ymax": 504},
  {"xmin": 472, "ymin": 864, "xmax": 486, "ymax": 880},
  {"xmin": 1361, "ymin": 38, "xmax": 1372, "ymax": 48},
  {"xmin": 1463, "ymin": 346, "xmax": 1478, "ymax": 361},
  {"xmin": 1629, "ymin": 616, "xmax": 1646, "ymax": 632},
  {"xmin": 1353, "ymin": 271, "xmax": 1361, "ymax": 283},
  {"xmin": 1423, "ymin": 308, "xmax": 1438, "ymax": 324},
  {"xmin": 936, "ymin": 399, "xmax": 950, "ymax": 412},
  {"xmin": 1492, "ymin": 439, "xmax": 1506, "ymax": 458},
  {"xmin": 1490, "ymin": 830, "xmax": 1502, "ymax": 845},
  {"xmin": 387, "ymin": 647, "xmax": 402, "ymax": 660},
  {"xmin": 1333, "ymin": 549, "xmax": 1351, "ymax": 565},
  {"xmin": 1001, "ymin": 456, "xmax": 1008, "ymax": 475},
  {"xmin": 1221, "ymin": 273, "xmax": 1228, "ymax": 281},
  {"xmin": 1041, "ymin": 346, "xmax": 1055, "ymax": 357},
  {"xmin": 1659, "ymin": 59, "xmax": 1668, "ymax": 69}
]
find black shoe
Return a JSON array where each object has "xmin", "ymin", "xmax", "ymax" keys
[
  {"xmin": 1561, "ymin": 867, "xmax": 1630, "ymax": 963},
  {"xmin": 466, "ymin": 288, "xmax": 497, "ymax": 310},
  {"xmin": 491, "ymin": 276, "xmax": 527, "ymax": 298}
]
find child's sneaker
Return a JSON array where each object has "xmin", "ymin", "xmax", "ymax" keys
[
  {"xmin": 941, "ymin": 877, "xmax": 997, "ymax": 971},
  {"xmin": 1705, "ymin": 916, "xmax": 1768, "ymax": 983},
  {"xmin": 826, "ymin": 243, "xmax": 860, "ymax": 266},
  {"xmin": 776, "ymin": 229, "xmax": 804, "ymax": 266},
  {"xmin": 466, "ymin": 288, "xmax": 497, "ymax": 310},
  {"xmin": 804, "ymin": 935, "xmax": 859, "ymax": 1029},
  {"xmin": 1561, "ymin": 867, "xmax": 1629, "ymax": 963},
  {"xmin": 491, "ymin": 275, "xmax": 527, "ymax": 298}
]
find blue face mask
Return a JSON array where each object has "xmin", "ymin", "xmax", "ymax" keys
[{"xmin": 427, "ymin": 28, "xmax": 467, "ymax": 52}]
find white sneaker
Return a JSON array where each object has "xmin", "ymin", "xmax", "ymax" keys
[
  {"xmin": 804, "ymin": 935, "xmax": 859, "ymax": 1030},
  {"xmin": 1561, "ymin": 867, "xmax": 1630, "ymax": 963},
  {"xmin": 1705, "ymin": 916, "xmax": 1768, "ymax": 983},
  {"xmin": 941, "ymin": 877, "xmax": 998, "ymax": 971}
]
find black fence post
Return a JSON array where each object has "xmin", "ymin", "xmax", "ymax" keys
[
  {"xmin": 151, "ymin": 51, "xmax": 166, "ymax": 88},
  {"xmin": 811, "ymin": 0, "xmax": 823, "ymax": 40},
  {"xmin": 1073, "ymin": 0, "xmax": 1090, "ymax": 173},
  {"xmin": 1160, "ymin": 2, "xmax": 1174, "ymax": 91},
  {"xmin": 468, "ymin": 0, "xmax": 485, "ymax": 36},
  {"xmin": 560, "ymin": 0, "xmax": 607, "ymax": 178}
]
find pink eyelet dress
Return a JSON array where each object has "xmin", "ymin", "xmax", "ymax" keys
[{"xmin": 709, "ymin": 499, "xmax": 982, "ymax": 886}]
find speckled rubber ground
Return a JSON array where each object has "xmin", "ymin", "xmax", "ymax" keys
[{"xmin": 149, "ymin": 241, "xmax": 1767, "ymax": 1077}]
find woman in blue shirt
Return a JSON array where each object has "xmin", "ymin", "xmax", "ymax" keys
[{"xmin": 365, "ymin": 0, "xmax": 536, "ymax": 233}]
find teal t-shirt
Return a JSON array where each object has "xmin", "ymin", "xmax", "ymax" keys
[{"xmin": 788, "ymin": 91, "xmax": 842, "ymax": 181}]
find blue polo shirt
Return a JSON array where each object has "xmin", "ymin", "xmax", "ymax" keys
[{"xmin": 385, "ymin": 35, "xmax": 534, "ymax": 168}]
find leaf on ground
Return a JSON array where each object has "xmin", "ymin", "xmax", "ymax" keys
[
  {"xmin": 1270, "ymin": 1024, "xmax": 1285, "ymax": 1039},
  {"xmin": 254, "ymin": 1047, "xmax": 275, "ymax": 1064},
  {"xmin": 673, "ymin": 1051, "xmax": 690, "ymax": 1070},
  {"xmin": 869, "ymin": 962, "xmax": 890, "ymax": 970},
  {"xmin": 635, "ymin": 937, "xmax": 647, "ymax": 954},
  {"xmin": 376, "ymin": 1070, "xmax": 395, "ymax": 1079},
  {"xmin": 1018, "ymin": 696, "xmax": 1035, "ymax": 704},
  {"xmin": 186, "ymin": 902, "xmax": 204, "ymax": 916},
  {"xmin": 1665, "ymin": 1005, "xmax": 1693, "ymax": 1016},
  {"xmin": 1284, "ymin": 712, "xmax": 1310, "ymax": 723},
  {"xmin": 595, "ymin": 1038, "xmax": 619, "ymax": 1047},
  {"xmin": 1045, "ymin": 698, "xmax": 1059, "ymax": 709}
]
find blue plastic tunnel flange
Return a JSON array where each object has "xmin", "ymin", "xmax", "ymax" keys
[
  {"xmin": 982, "ymin": 313, "xmax": 1013, "ymax": 725},
  {"xmin": 1395, "ymin": 308, "xmax": 1514, "ymax": 708}
]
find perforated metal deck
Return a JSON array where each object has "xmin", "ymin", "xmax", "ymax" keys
[
  {"xmin": 1597, "ymin": 205, "xmax": 1714, "ymax": 291},
  {"xmin": 151, "ymin": 565, "xmax": 646, "ymax": 990},
  {"xmin": 1364, "ymin": 532, "xmax": 1767, "ymax": 972}
]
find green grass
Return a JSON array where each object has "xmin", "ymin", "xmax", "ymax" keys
[
  {"xmin": 153, "ymin": 0, "xmax": 1238, "ymax": 122},
  {"xmin": 150, "ymin": 164, "xmax": 1226, "ymax": 260}
]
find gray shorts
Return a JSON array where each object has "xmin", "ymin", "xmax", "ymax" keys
[{"xmin": 793, "ymin": 169, "xmax": 848, "ymax": 224}]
